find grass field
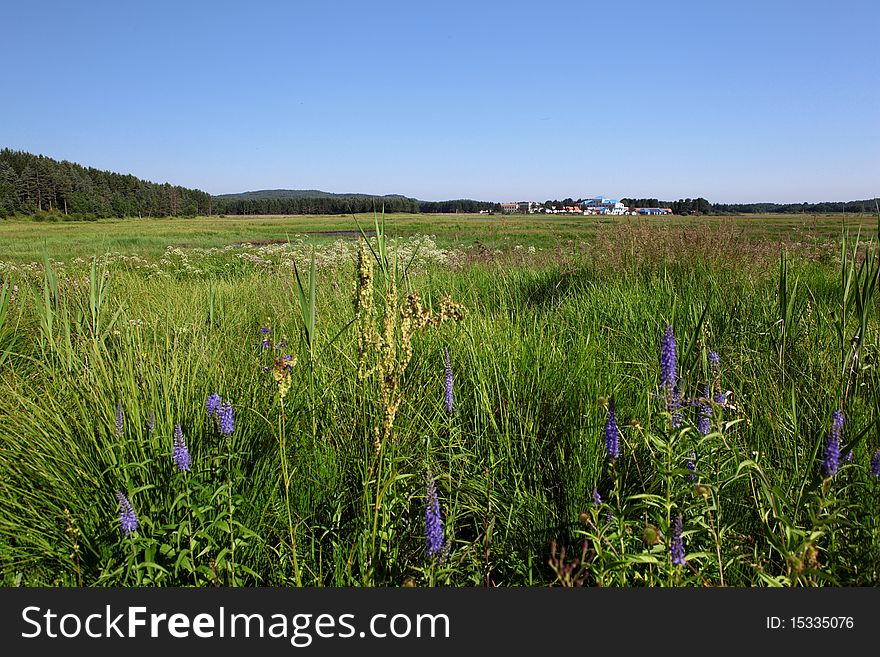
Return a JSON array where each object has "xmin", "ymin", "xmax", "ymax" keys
[
  {"xmin": 0, "ymin": 212, "xmax": 879, "ymax": 587},
  {"xmin": 0, "ymin": 212, "xmax": 877, "ymax": 262}
]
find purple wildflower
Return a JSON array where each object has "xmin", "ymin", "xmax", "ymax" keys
[
  {"xmin": 206, "ymin": 393, "xmax": 221, "ymax": 418},
  {"xmin": 670, "ymin": 382, "xmax": 683, "ymax": 429},
  {"xmin": 260, "ymin": 327, "xmax": 271, "ymax": 335},
  {"xmin": 823, "ymin": 436, "xmax": 840, "ymax": 477},
  {"xmin": 444, "ymin": 348, "xmax": 454, "ymax": 414},
  {"xmin": 115, "ymin": 401, "xmax": 124, "ymax": 438},
  {"xmin": 686, "ymin": 451, "xmax": 697, "ymax": 482},
  {"xmin": 871, "ymin": 449, "xmax": 880, "ymax": 477},
  {"xmin": 173, "ymin": 424, "xmax": 191, "ymax": 472},
  {"xmin": 592, "ymin": 489, "xmax": 602, "ymax": 506},
  {"xmin": 698, "ymin": 385, "xmax": 712, "ymax": 435},
  {"xmin": 605, "ymin": 397, "xmax": 620, "ymax": 460},
  {"xmin": 261, "ymin": 338, "xmax": 271, "ymax": 349},
  {"xmin": 713, "ymin": 390, "xmax": 730, "ymax": 407},
  {"xmin": 822, "ymin": 410, "xmax": 844, "ymax": 477},
  {"xmin": 844, "ymin": 449, "xmax": 853, "ymax": 463},
  {"xmin": 670, "ymin": 514, "xmax": 685, "ymax": 565},
  {"xmin": 660, "ymin": 326, "xmax": 683, "ymax": 427},
  {"xmin": 425, "ymin": 473, "xmax": 446, "ymax": 559},
  {"xmin": 147, "ymin": 410, "xmax": 156, "ymax": 435},
  {"xmin": 660, "ymin": 325, "xmax": 677, "ymax": 390},
  {"xmin": 708, "ymin": 351, "xmax": 720, "ymax": 366},
  {"xmin": 217, "ymin": 401, "xmax": 235, "ymax": 436},
  {"xmin": 698, "ymin": 410, "xmax": 711, "ymax": 435},
  {"xmin": 115, "ymin": 491, "xmax": 138, "ymax": 537}
]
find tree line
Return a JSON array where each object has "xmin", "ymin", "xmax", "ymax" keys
[
  {"xmin": 214, "ymin": 196, "xmax": 498, "ymax": 215},
  {"xmin": 0, "ymin": 149, "xmax": 212, "ymax": 219},
  {"xmin": 0, "ymin": 150, "xmax": 500, "ymax": 219},
  {"xmin": 712, "ymin": 200, "xmax": 878, "ymax": 214},
  {"xmin": 1, "ymin": 150, "xmax": 874, "ymax": 219}
]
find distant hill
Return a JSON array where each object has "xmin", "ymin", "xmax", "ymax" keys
[
  {"xmin": 215, "ymin": 189, "xmax": 415, "ymax": 201},
  {"xmin": 213, "ymin": 189, "xmax": 498, "ymax": 215}
]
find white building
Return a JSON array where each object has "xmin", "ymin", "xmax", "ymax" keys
[{"xmin": 581, "ymin": 197, "xmax": 629, "ymax": 215}]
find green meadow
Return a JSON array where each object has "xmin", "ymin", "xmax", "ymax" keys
[
  {"xmin": 0, "ymin": 212, "xmax": 878, "ymax": 586},
  {"xmin": 0, "ymin": 212, "xmax": 876, "ymax": 261}
]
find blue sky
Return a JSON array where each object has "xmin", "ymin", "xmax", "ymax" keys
[{"xmin": 1, "ymin": 0, "xmax": 877, "ymax": 203}]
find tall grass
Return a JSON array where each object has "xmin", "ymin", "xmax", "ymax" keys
[{"xmin": 0, "ymin": 221, "xmax": 878, "ymax": 586}]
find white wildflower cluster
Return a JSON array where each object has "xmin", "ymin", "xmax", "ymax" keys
[
  {"xmin": 0, "ymin": 234, "xmax": 463, "ymax": 281},
  {"xmin": 382, "ymin": 235, "xmax": 458, "ymax": 270}
]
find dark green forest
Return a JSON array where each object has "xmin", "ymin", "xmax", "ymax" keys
[
  {"xmin": 0, "ymin": 149, "xmax": 874, "ymax": 219},
  {"xmin": 0, "ymin": 149, "xmax": 212, "ymax": 219},
  {"xmin": 0, "ymin": 150, "xmax": 499, "ymax": 218},
  {"xmin": 620, "ymin": 197, "xmax": 712, "ymax": 214},
  {"xmin": 712, "ymin": 200, "xmax": 878, "ymax": 214},
  {"xmin": 214, "ymin": 192, "xmax": 498, "ymax": 215}
]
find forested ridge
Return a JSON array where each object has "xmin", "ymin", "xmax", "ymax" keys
[
  {"xmin": 215, "ymin": 193, "xmax": 498, "ymax": 215},
  {"xmin": 0, "ymin": 150, "xmax": 498, "ymax": 218},
  {"xmin": 0, "ymin": 149, "xmax": 212, "ymax": 219}
]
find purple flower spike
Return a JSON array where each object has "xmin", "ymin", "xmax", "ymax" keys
[
  {"xmin": 660, "ymin": 326, "xmax": 683, "ymax": 428},
  {"xmin": 115, "ymin": 401, "xmax": 124, "ymax": 438},
  {"xmin": 670, "ymin": 514, "xmax": 685, "ymax": 565},
  {"xmin": 708, "ymin": 351, "xmax": 720, "ymax": 366},
  {"xmin": 670, "ymin": 382, "xmax": 683, "ymax": 428},
  {"xmin": 260, "ymin": 327, "xmax": 271, "ymax": 335},
  {"xmin": 822, "ymin": 410, "xmax": 844, "ymax": 477},
  {"xmin": 444, "ymin": 348, "xmax": 454, "ymax": 415},
  {"xmin": 173, "ymin": 424, "xmax": 191, "ymax": 472},
  {"xmin": 425, "ymin": 473, "xmax": 447, "ymax": 559},
  {"xmin": 217, "ymin": 401, "xmax": 235, "ymax": 436},
  {"xmin": 116, "ymin": 491, "xmax": 138, "ymax": 537},
  {"xmin": 698, "ymin": 385, "xmax": 712, "ymax": 435},
  {"xmin": 870, "ymin": 449, "xmax": 880, "ymax": 477},
  {"xmin": 660, "ymin": 325, "xmax": 677, "ymax": 390},
  {"xmin": 592, "ymin": 489, "xmax": 602, "ymax": 506},
  {"xmin": 686, "ymin": 451, "xmax": 697, "ymax": 482},
  {"xmin": 206, "ymin": 393, "xmax": 221, "ymax": 418},
  {"xmin": 605, "ymin": 397, "xmax": 620, "ymax": 460},
  {"xmin": 147, "ymin": 410, "xmax": 156, "ymax": 435}
]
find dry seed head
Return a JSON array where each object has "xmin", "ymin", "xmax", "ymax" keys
[
  {"xmin": 693, "ymin": 484, "xmax": 711, "ymax": 499},
  {"xmin": 277, "ymin": 374, "xmax": 292, "ymax": 401},
  {"xmin": 355, "ymin": 238, "xmax": 377, "ymax": 380},
  {"xmin": 438, "ymin": 295, "xmax": 465, "ymax": 323},
  {"xmin": 372, "ymin": 426, "xmax": 381, "ymax": 454},
  {"xmin": 642, "ymin": 524, "xmax": 662, "ymax": 547},
  {"xmin": 804, "ymin": 544, "xmax": 819, "ymax": 569}
]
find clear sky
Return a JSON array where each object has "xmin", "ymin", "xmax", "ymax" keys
[{"xmin": 1, "ymin": 0, "xmax": 877, "ymax": 203}]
